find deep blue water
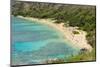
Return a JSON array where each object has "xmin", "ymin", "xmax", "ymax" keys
[{"xmin": 11, "ymin": 16, "xmax": 80, "ymax": 65}]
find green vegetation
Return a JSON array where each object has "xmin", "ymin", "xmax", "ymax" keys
[
  {"xmin": 67, "ymin": 48, "xmax": 96, "ymax": 62},
  {"xmin": 12, "ymin": 1, "xmax": 96, "ymax": 62},
  {"xmin": 44, "ymin": 48, "xmax": 96, "ymax": 64},
  {"xmin": 73, "ymin": 31, "xmax": 80, "ymax": 34}
]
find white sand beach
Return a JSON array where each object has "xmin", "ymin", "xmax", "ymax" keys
[{"xmin": 17, "ymin": 16, "xmax": 93, "ymax": 52}]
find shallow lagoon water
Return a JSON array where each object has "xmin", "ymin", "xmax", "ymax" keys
[{"xmin": 11, "ymin": 16, "xmax": 80, "ymax": 65}]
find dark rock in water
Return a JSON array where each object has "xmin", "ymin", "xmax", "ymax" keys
[
  {"xmin": 81, "ymin": 48, "xmax": 87, "ymax": 51},
  {"xmin": 80, "ymin": 48, "xmax": 88, "ymax": 53}
]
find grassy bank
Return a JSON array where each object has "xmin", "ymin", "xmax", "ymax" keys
[{"xmin": 44, "ymin": 48, "xmax": 96, "ymax": 64}]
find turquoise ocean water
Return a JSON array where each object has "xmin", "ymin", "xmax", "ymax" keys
[{"xmin": 11, "ymin": 16, "xmax": 80, "ymax": 65}]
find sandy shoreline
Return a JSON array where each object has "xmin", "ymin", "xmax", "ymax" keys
[{"xmin": 17, "ymin": 16, "xmax": 92, "ymax": 52}]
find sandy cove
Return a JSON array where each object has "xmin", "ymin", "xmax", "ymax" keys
[{"xmin": 17, "ymin": 16, "xmax": 93, "ymax": 52}]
